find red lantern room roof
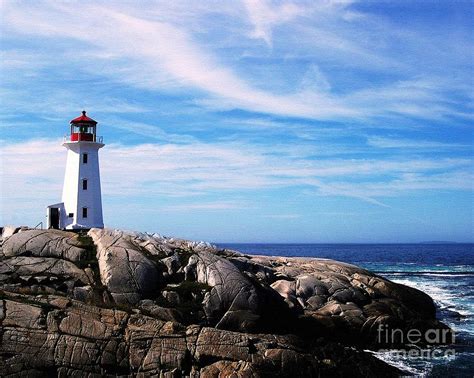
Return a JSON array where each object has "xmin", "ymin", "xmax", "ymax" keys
[{"xmin": 70, "ymin": 110, "xmax": 97, "ymax": 125}]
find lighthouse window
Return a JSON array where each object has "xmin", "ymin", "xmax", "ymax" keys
[
  {"xmin": 82, "ymin": 179, "xmax": 88, "ymax": 190},
  {"xmin": 68, "ymin": 213, "xmax": 74, "ymax": 218},
  {"xmin": 82, "ymin": 207, "xmax": 88, "ymax": 218},
  {"xmin": 82, "ymin": 153, "xmax": 88, "ymax": 164}
]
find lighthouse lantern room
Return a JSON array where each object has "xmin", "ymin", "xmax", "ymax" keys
[{"xmin": 47, "ymin": 111, "xmax": 105, "ymax": 230}]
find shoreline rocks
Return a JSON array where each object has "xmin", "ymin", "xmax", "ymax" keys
[{"xmin": 0, "ymin": 226, "xmax": 452, "ymax": 376}]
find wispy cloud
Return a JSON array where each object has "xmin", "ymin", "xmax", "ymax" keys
[
  {"xmin": 2, "ymin": 1, "xmax": 470, "ymax": 121},
  {"xmin": 2, "ymin": 2, "xmax": 355, "ymax": 119},
  {"xmin": 2, "ymin": 139, "xmax": 472, "ymax": 218},
  {"xmin": 243, "ymin": 0, "xmax": 302, "ymax": 46},
  {"xmin": 263, "ymin": 214, "xmax": 301, "ymax": 219},
  {"xmin": 105, "ymin": 118, "xmax": 197, "ymax": 144},
  {"xmin": 367, "ymin": 136, "xmax": 471, "ymax": 150},
  {"xmin": 164, "ymin": 201, "xmax": 250, "ymax": 211}
]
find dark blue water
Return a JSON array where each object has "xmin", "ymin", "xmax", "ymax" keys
[{"xmin": 217, "ymin": 243, "xmax": 474, "ymax": 377}]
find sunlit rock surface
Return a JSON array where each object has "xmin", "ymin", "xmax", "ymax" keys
[{"xmin": 0, "ymin": 227, "xmax": 449, "ymax": 377}]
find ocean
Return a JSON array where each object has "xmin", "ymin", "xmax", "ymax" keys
[{"xmin": 217, "ymin": 243, "xmax": 474, "ymax": 377}]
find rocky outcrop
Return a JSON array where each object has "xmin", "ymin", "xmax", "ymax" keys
[
  {"xmin": 186, "ymin": 250, "xmax": 293, "ymax": 333},
  {"xmin": 224, "ymin": 254, "xmax": 441, "ymax": 343},
  {"xmin": 88, "ymin": 228, "xmax": 161, "ymax": 305},
  {"xmin": 0, "ymin": 227, "xmax": 451, "ymax": 377},
  {"xmin": 2, "ymin": 229, "xmax": 88, "ymax": 262}
]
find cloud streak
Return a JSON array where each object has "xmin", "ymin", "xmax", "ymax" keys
[
  {"xmin": 2, "ymin": 1, "xmax": 470, "ymax": 122},
  {"xmin": 243, "ymin": 0, "xmax": 302, "ymax": 46},
  {"xmin": 1, "ymin": 2, "xmax": 355, "ymax": 120},
  {"xmin": 367, "ymin": 136, "xmax": 471, "ymax": 150},
  {"xmin": 2, "ymin": 138, "xmax": 472, "ymax": 222}
]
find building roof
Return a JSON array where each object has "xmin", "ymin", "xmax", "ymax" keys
[{"xmin": 70, "ymin": 111, "xmax": 97, "ymax": 125}]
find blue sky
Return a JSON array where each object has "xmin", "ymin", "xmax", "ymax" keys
[{"xmin": 1, "ymin": 0, "xmax": 473, "ymax": 242}]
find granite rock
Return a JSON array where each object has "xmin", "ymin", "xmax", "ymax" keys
[
  {"xmin": 0, "ymin": 227, "xmax": 451, "ymax": 376},
  {"xmin": 2, "ymin": 229, "xmax": 88, "ymax": 262},
  {"xmin": 88, "ymin": 228, "xmax": 160, "ymax": 305}
]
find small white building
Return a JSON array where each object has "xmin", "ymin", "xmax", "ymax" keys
[{"xmin": 47, "ymin": 111, "xmax": 105, "ymax": 230}]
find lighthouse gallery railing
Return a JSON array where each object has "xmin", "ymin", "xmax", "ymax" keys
[{"xmin": 64, "ymin": 134, "xmax": 104, "ymax": 143}]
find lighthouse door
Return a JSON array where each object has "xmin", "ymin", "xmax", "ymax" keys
[{"xmin": 49, "ymin": 208, "xmax": 60, "ymax": 229}]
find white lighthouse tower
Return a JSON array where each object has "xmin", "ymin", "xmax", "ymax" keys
[{"xmin": 47, "ymin": 111, "xmax": 104, "ymax": 230}]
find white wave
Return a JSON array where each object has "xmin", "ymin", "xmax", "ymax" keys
[
  {"xmin": 456, "ymin": 309, "xmax": 473, "ymax": 317},
  {"xmin": 421, "ymin": 273, "xmax": 474, "ymax": 277},
  {"xmin": 390, "ymin": 278, "xmax": 474, "ymax": 329},
  {"xmin": 391, "ymin": 278, "xmax": 456, "ymax": 304},
  {"xmin": 365, "ymin": 349, "xmax": 430, "ymax": 376}
]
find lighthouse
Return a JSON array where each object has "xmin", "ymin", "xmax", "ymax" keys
[{"xmin": 47, "ymin": 111, "xmax": 104, "ymax": 230}]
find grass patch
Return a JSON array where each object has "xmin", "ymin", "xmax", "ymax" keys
[
  {"xmin": 76, "ymin": 235, "xmax": 97, "ymax": 259},
  {"xmin": 74, "ymin": 234, "xmax": 100, "ymax": 282}
]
